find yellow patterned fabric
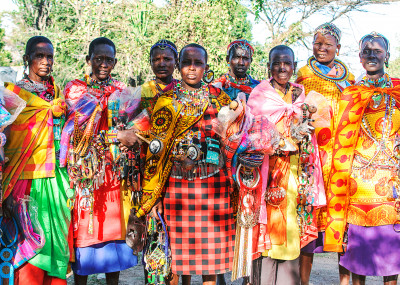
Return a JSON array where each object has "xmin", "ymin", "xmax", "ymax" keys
[
  {"xmin": 140, "ymin": 80, "xmax": 166, "ymax": 110},
  {"xmin": 346, "ymin": 107, "xmax": 399, "ymax": 227},
  {"xmin": 136, "ymin": 86, "xmax": 231, "ymax": 217},
  {"xmin": 324, "ymin": 85, "xmax": 400, "ymax": 252},
  {"xmin": 3, "ymin": 82, "xmax": 63, "ymax": 199},
  {"xmin": 296, "ymin": 64, "xmax": 354, "ymax": 230}
]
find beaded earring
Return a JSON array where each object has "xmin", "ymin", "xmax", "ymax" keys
[
  {"xmin": 336, "ymin": 50, "xmax": 340, "ymax": 56},
  {"xmin": 385, "ymin": 60, "xmax": 389, "ymax": 68},
  {"xmin": 203, "ymin": 70, "xmax": 214, "ymax": 84}
]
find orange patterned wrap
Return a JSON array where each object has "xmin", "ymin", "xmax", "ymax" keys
[
  {"xmin": 296, "ymin": 64, "xmax": 354, "ymax": 230},
  {"xmin": 324, "ymin": 84, "xmax": 400, "ymax": 252}
]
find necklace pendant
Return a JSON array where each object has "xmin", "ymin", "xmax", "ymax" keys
[{"xmin": 371, "ymin": 94, "xmax": 383, "ymax": 108}]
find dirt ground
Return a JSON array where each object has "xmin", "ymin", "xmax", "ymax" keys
[{"xmin": 67, "ymin": 252, "xmax": 385, "ymax": 285}]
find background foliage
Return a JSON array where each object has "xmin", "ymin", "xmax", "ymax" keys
[{"xmin": 1, "ymin": 0, "xmax": 395, "ymax": 87}]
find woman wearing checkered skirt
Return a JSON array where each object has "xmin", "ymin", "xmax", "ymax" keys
[{"xmin": 135, "ymin": 44, "xmax": 239, "ymax": 284}]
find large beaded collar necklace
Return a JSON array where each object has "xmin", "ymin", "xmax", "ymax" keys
[
  {"xmin": 85, "ymin": 74, "xmax": 113, "ymax": 89},
  {"xmin": 308, "ymin": 56, "xmax": 349, "ymax": 83},
  {"xmin": 227, "ymin": 73, "xmax": 250, "ymax": 85},
  {"xmin": 19, "ymin": 74, "xmax": 55, "ymax": 102},
  {"xmin": 353, "ymin": 74, "xmax": 397, "ymax": 181},
  {"xmin": 172, "ymin": 81, "xmax": 209, "ymax": 117}
]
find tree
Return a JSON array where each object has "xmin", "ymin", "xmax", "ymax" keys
[
  {"xmin": 0, "ymin": 25, "xmax": 12, "ymax": 66},
  {"xmin": 6, "ymin": 0, "xmax": 254, "ymax": 86},
  {"xmin": 388, "ymin": 50, "xmax": 400, "ymax": 78},
  {"xmin": 245, "ymin": 0, "xmax": 392, "ymax": 47}
]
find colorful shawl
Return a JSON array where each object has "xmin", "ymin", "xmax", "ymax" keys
[
  {"xmin": 248, "ymin": 79, "xmax": 325, "ymax": 217},
  {"xmin": 60, "ymin": 77, "xmax": 126, "ymax": 167},
  {"xmin": 214, "ymin": 73, "xmax": 259, "ymax": 101},
  {"xmin": 139, "ymin": 79, "xmax": 177, "ymax": 111},
  {"xmin": 137, "ymin": 82, "xmax": 231, "ymax": 217},
  {"xmin": 324, "ymin": 83, "xmax": 400, "ymax": 252},
  {"xmin": 3, "ymin": 82, "xmax": 65, "ymax": 199},
  {"xmin": 296, "ymin": 58, "xmax": 354, "ymax": 230}
]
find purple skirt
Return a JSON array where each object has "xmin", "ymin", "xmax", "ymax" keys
[
  {"xmin": 301, "ymin": 232, "xmax": 326, "ymax": 254},
  {"xmin": 339, "ymin": 224, "xmax": 400, "ymax": 276},
  {"xmin": 71, "ymin": 240, "xmax": 138, "ymax": 275}
]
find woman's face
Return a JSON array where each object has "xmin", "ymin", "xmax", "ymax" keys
[
  {"xmin": 228, "ymin": 47, "xmax": 252, "ymax": 79},
  {"xmin": 359, "ymin": 38, "xmax": 388, "ymax": 75},
  {"xmin": 312, "ymin": 32, "xmax": 340, "ymax": 67},
  {"xmin": 26, "ymin": 42, "xmax": 54, "ymax": 81},
  {"xmin": 86, "ymin": 44, "xmax": 117, "ymax": 82},
  {"xmin": 268, "ymin": 49, "xmax": 296, "ymax": 86},
  {"xmin": 150, "ymin": 47, "xmax": 176, "ymax": 82},
  {"xmin": 179, "ymin": 47, "xmax": 207, "ymax": 90}
]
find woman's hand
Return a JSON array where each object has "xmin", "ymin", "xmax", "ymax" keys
[
  {"xmin": 117, "ymin": 129, "xmax": 142, "ymax": 149},
  {"xmin": 150, "ymin": 199, "xmax": 163, "ymax": 220}
]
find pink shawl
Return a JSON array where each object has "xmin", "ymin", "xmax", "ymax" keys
[{"xmin": 247, "ymin": 79, "xmax": 326, "ymax": 224}]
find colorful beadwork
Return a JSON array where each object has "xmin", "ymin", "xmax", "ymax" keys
[{"xmin": 308, "ymin": 56, "xmax": 349, "ymax": 83}]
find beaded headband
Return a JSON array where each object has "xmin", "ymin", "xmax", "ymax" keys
[
  {"xmin": 227, "ymin": 39, "xmax": 254, "ymax": 57},
  {"xmin": 314, "ymin": 23, "xmax": 341, "ymax": 44},
  {"xmin": 359, "ymin": 32, "xmax": 390, "ymax": 53},
  {"xmin": 150, "ymin": 39, "xmax": 178, "ymax": 58}
]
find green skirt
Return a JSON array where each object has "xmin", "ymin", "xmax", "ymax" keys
[{"xmin": 28, "ymin": 161, "xmax": 71, "ymax": 279}]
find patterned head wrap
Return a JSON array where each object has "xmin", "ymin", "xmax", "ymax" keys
[
  {"xmin": 359, "ymin": 31, "xmax": 390, "ymax": 53},
  {"xmin": 150, "ymin": 39, "xmax": 178, "ymax": 59},
  {"xmin": 227, "ymin": 39, "xmax": 254, "ymax": 58},
  {"xmin": 314, "ymin": 23, "xmax": 341, "ymax": 44}
]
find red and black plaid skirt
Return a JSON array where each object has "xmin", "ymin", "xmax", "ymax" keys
[{"xmin": 163, "ymin": 169, "xmax": 235, "ymax": 275}]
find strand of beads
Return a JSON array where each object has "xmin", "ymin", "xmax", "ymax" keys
[
  {"xmin": 174, "ymin": 81, "xmax": 209, "ymax": 117},
  {"xmin": 296, "ymin": 133, "xmax": 315, "ymax": 237},
  {"xmin": 227, "ymin": 74, "xmax": 250, "ymax": 85}
]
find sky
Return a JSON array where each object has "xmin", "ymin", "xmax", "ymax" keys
[{"xmin": 1, "ymin": 0, "xmax": 399, "ymax": 77}]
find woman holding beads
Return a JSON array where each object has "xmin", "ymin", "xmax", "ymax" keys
[
  {"xmin": 135, "ymin": 43, "xmax": 236, "ymax": 285},
  {"xmin": 214, "ymin": 39, "xmax": 259, "ymax": 101},
  {"xmin": 295, "ymin": 23, "xmax": 355, "ymax": 285},
  {"xmin": 2, "ymin": 36, "xmax": 70, "ymax": 284},
  {"xmin": 245, "ymin": 45, "xmax": 325, "ymax": 285},
  {"xmin": 61, "ymin": 37, "xmax": 138, "ymax": 285},
  {"xmin": 326, "ymin": 32, "xmax": 400, "ymax": 285}
]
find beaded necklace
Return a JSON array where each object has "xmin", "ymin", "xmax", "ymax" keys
[
  {"xmin": 352, "ymin": 74, "xmax": 397, "ymax": 180},
  {"xmin": 153, "ymin": 80, "xmax": 165, "ymax": 94},
  {"xmin": 308, "ymin": 56, "xmax": 349, "ymax": 83},
  {"xmin": 18, "ymin": 74, "xmax": 55, "ymax": 102},
  {"xmin": 228, "ymin": 73, "xmax": 250, "ymax": 85},
  {"xmin": 173, "ymin": 81, "xmax": 209, "ymax": 117},
  {"xmin": 84, "ymin": 74, "xmax": 114, "ymax": 98},
  {"xmin": 359, "ymin": 73, "xmax": 391, "ymax": 108}
]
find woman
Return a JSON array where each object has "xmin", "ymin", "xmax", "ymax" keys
[
  {"xmin": 2, "ymin": 36, "xmax": 70, "ymax": 284},
  {"xmin": 246, "ymin": 45, "xmax": 325, "ymax": 285},
  {"xmin": 135, "ymin": 43, "xmax": 236, "ymax": 285},
  {"xmin": 214, "ymin": 39, "xmax": 259, "ymax": 101},
  {"xmin": 295, "ymin": 23, "xmax": 354, "ymax": 285},
  {"xmin": 326, "ymin": 32, "xmax": 400, "ymax": 285},
  {"xmin": 61, "ymin": 37, "xmax": 138, "ymax": 285},
  {"xmin": 139, "ymin": 39, "xmax": 178, "ymax": 110}
]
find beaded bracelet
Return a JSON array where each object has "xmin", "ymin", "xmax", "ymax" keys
[{"xmin": 106, "ymin": 129, "xmax": 119, "ymax": 144}]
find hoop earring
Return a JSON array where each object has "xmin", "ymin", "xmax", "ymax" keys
[{"xmin": 203, "ymin": 69, "xmax": 214, "ymax": 84}]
